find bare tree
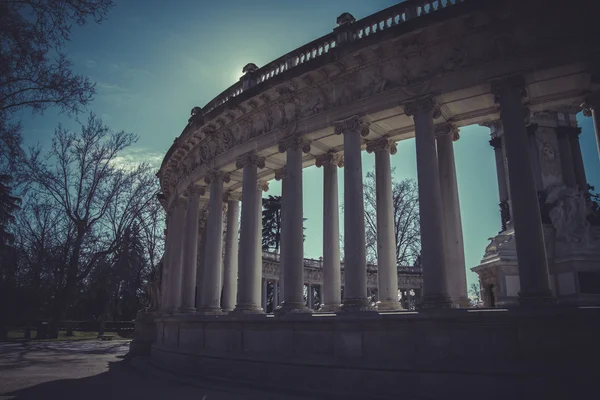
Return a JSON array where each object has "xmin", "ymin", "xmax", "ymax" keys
[
  {"xmin": 0, "ymin": 0, "xmax": 114, "ymax": 174},
  {"xmin": 363, "ymin": 170, "xmax": 421, "ymax": 266},
  {"xmin": 22, "ymin": 113, "xmax": 154, "ymax": 337}
]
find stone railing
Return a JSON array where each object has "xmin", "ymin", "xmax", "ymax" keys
[
  {"xmin": 261, "ymin": 250, "xmax": 422, "ymax": 274},
  {"xmin": 199, "ymin": 0, "xmax": 465, "ymax": 117}
]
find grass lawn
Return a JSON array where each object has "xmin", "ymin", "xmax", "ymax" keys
[{"xmin": 4, "ymin": 329, "xmax": 130, "ymax": 342}]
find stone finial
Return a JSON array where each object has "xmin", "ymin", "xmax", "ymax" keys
[
  {"xmin": 434, "ymin": 123, "xmax": 460, "ymax": 141},
  {"xmin": 403, "ymin": 97, "xmax": 441, "ymax": 119},
  {"xmin": 278, "ymin": 137, "xmax": 311, "ymax": 153},
  {"xmin": 337, "ymin": 12, "xmax": 356, "ymax": 25},
  {"xmin": 333, "ymin": 115, "xmax": 370, "ymax": 137},
  {"xmin": 257, "ymin": 181, "xmax": 269, "ymax": 192},
  {"xmin": 315, "ymin": 153, "xmax": 344, "ymax": 168},
  {"xmin": 236, "ymin": 154, "xmax": 266, "ymax": 169},
  {"xmin": 204, "ymin": 171, "xmax": 231, "ymax": 185},
  {"xmin": 186, "ymin": 184, "xmax": 206, "ymax": 196},
  {"xmin": 223, "ymin": 191, "xmax": 242, "ymax": 202},
  {"xmin": 274, "ymin": 167, "xmax": 286, "ymax": 181},
  {"xmin": 242, "ymin": 63, "xmax": 259, "ymax": 74},
  {"xmin": 366, "ymin": 138, "xmax": 397, "ymax": 154}
]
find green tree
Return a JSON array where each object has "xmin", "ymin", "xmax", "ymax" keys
[{"xmin": 262, "ymin": 195, "xmax": 282, "ymax": 251}]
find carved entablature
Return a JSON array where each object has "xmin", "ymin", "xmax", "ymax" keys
[
  {"xmin": 366, "ymin": 137, "xmax": 397, "ymax": 154},
  {"xmin": 333, "ymin": 115, "xmax": 370, "ymax": 136},
  {"xmin": 158, "ymin": 0, "xmax": 596, "ymax": 201},
  {"xmin": 315, "ymin": 153, "xmax": 344, "ymax": 168}
]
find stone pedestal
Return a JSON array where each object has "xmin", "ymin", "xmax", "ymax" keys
[{"xmin": 129, "ymin": 311, "xmax": 157, "ymax": 356}]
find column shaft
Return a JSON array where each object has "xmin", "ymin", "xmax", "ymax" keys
[
  {"xmin": 222, "ymin": 199, "xmax": 240, "ymax": 312},
  {"xmin": 406, "ymin": 99, "xmax": 451, "ymax": 307},
  {"xmin": 493, "ymin": 77, "xmax": 554, "ymax": 305},
  {"xmin": 199, "ymin": 176, "xmax": 225, "ymax": 313},
  {"xmin": 195, "ymin": 220, "xmax": 207, "ymax": 308},
  {"xmin": 436, "ymin": 127, "xmax": 468, "ymax": 308},
  {"xmin": 180, "ymin": 187, "xmax": 204, "ymax": 311},
  {"xmin": 278, "ymin": 144, "xmax": 309, "ymax": 313},
  {"xmin": 165, "ymin": 199, "xmax": 186, "ymax": 311},
  {"xmin": 318, "ymin": 156, "xmax": 342, "ymax": 312},
  {"xmin": 233, "ymin": 156, "xmax": 264, "ymax": 314},
  {"xmin": 336, "ymin": 117, "xmax": 371, "ymax": 311},
  {"xmin": 160, "ymin": 217, "xmax": 173, "ymax": 311},
  {"xmin": 368, "ymin": 140, "xmax": 401, "ymax": 311},
  {"xmin": 567, "ymin": 129, "xmax": 587, "ymax": 191}
]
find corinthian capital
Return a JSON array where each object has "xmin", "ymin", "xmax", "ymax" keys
[
  {"xmin": 236, "ymin": 153, "xmax": 266, "ymax": 169},
  {"xmin": 491, "ymin": 75, "xmax": 527, "ymax": 104},
  {"xmin": 333, "ymin": 115, "xmax": 370, "ymax": 137},
  {"xmin": 278, "ymin": 137, "xmax": 311, "ymax": 153},
  {"xmin": 186, "ymin": 184, "xmax": 206, "ymax": 196},
  {"xmin": 366, "ymin": 137, "xmax": 397, "ymax": 154},
  {"xmin": 315, "ymin": 152, "xmax": 344, "ymax": 168},
  {"xmin": 257, "ymin": 180, "xmax": 269, "ymax": 192},
  {"xmin": 222, "ymin": 191, "xmax": 242, "ymax": 202},
  {"xmin": 204, "ymin": 170, "xmax": 231, "ymax": 184},
  {"xmin": 403, "ymin": 97, "xmax": 441, "ymax": 118},
  {"xmin": 434, "ymin": 123, "xmax": 460, "ymax": 142}
]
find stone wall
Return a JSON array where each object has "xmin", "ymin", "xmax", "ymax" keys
[{"xmin": 151, "ymin": 307, "xmax": 600, "ymax": 399}]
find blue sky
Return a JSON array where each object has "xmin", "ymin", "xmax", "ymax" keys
[{"xmin": 17, "ymin": 0, "xmax": 600, "ymax": 288}]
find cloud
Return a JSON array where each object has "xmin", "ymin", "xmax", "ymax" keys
[{"xmin": 111, "ymin": 147, "xmax": 163, "ymax": 171}]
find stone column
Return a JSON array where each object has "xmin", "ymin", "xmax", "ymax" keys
[
  {"xmin": 221, "ymin": 192, "xmax": 241, "ymax": 312},
  {"xmin": 274, "ymin": 168, "xmax": 286, "ymax": 306},
  {"xmin": 404, "ymin": 98, "xmax": 451, "ymax": 308},
  {"xmin": 198, "ymin": 172, "xmax": 229, "ymax": 314},
  {"xmin": 262, "ymin": 279, "xmax": 268, "ymax": 311},
  {"xmin": 582, "ymin": 97, "xmax": 600, "ymax": 160},
  {"xmin": 561, "ymin": 126, "xmax": 588, "ymax": 191},
  {"xmin": 334, "ymin": 116, "xmax": 372, "ymax": 312},
  {"xmin": 491, "ymin": 76, "xmax": 554, "ymax": 305},
  {"xmin": 435, "ymin": 124, "xmax": 469, "ymax": 308},
  {"xmin": 276, "ymin": 137, "xmax": 311, "ymax": 314},
  {"xmin": 487, "ymin": 127, "xmax": 512, "ymax": 231},
  {"xmin": 315, "ymin": 153, "xmax": 343, "ymax": 312},
  {"xmin": 180, "ymin": 184, "xmax": 205, "ymax": 312},
  {"xmin": 160, "ymin": 218, "xmax": 172, "ymax": 311},
  {"xmin": 165, "ymin": 197, "xmax": 187, "ymax": 311},
  {"xmin": 256, "ymin": 180, "xmax": 267, "ymax": 306},
  {"xmin": 366, "ymin": 138, "xmax": 402, "ymax": 311},
  {"xmin": 195, "ymin": 212, "xmax": 208, "ymax": 308},
  {"xmin": 527, "ymin": 124, "xmax": 544, "ymax": 191},
  {"xmin": 273, "ymin": 281, "xmax": 279, "ymax": 310},
  {"xmin": 233, "ymin": 154, "xmax": 266, "ymax": 314},
  {"xmin": 307, "ymin": 284, "xmax": 313, "ymax": 309},
  {"xmin": 557, "ymin": 127, "xmax": 577, "ymax": 188}
]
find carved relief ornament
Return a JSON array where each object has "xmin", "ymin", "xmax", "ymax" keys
[
  {"xmin": 235, "ymin": 154, "xmax": 266, "ymax": 169},
  {"xmin": 403, "ymin": 97, "xmax": 441, "ymax": 118},
  {"xmin": 278, "ymin": 137, "xmax": 311, "ymax": 153},
  {"xmin": 315, "ymin": 153, "xmax": 344, "ymax": 168}
]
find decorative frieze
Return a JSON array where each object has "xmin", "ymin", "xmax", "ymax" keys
[
  {"xmin": 235, "ymin": 154, "xmax": 266, "ymax": 169},
  {"xmin": 315, "ymin": 152, "xmax": 344, "ymax": 168},
  {"xmin": 366, "ymin": 138, "xmax": 397, "ymax": 154},
  {"xmin": 333, "ymin": 115, "xmax": 370, "ymax": 137},
  {"xmin": 278, "ymin": 137, "xmax": 311, "ymax": 153},
  {"xmin": 403, "ymin": 97, "xmax": 441, "ymax": 118}
]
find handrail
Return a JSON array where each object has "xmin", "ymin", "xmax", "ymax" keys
[{"xmin": 198, "ymin": 0, "xmax": 464, "ymax": 117}]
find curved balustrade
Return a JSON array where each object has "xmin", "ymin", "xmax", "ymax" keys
[{"xmin": 198, "ymin": 0, "xmax": 464, "ymax": 118}]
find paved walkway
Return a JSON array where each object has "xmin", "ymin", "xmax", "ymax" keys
[{"xmin": 0, "ymin": 340, "xmax": 309, "ymax": 400}]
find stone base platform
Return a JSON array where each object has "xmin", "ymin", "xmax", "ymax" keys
[{"xmin": 151, "ymin": 307, "xmax": 600, "ymax": 399}]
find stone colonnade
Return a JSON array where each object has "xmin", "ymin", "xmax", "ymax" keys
[{"xmin": 162, "ymin": 75, "xmax": 577, "ymax": 314}]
